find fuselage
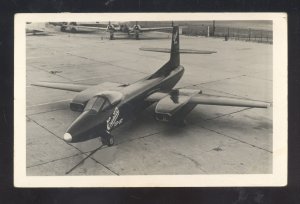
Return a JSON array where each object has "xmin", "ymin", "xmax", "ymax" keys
[{"xmin": 64, "ymin": 65, "xmax": 184, "ymax": 143}]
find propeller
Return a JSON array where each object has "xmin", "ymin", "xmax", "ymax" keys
[{"xmin": 133, "ymin": 21, "xmax": 141, "ymax": 31}]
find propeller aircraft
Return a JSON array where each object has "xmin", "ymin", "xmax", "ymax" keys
[{"xmin": 59, "ymin": 21, "xmax": 173, "ymax": 40}]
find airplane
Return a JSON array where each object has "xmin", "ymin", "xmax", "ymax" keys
[
  {"xmin": 32, "ymin": 26, "xmax": 270, "ymax": 147},
  {"xmin": 59, "ymin": 22, "xmax": 108, "ymax": 33},
  {"xmin": 26, "ymin": 22, "xmax": 52, "ymax": 36},
  {"xmin": 60, "ymin": 21, "xmax": 173, "ymax": 40}
]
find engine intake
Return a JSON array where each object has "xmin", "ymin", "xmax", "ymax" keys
[
  {"xmin": 70, "ymin": 102, "xmax": 85, "ymax": 112},
  {"xmin": 155, "ymin": 113, "xmax": 171, "ymax": 122}
]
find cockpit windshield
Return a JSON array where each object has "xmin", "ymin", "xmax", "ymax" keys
[
  {"xmin": 84, "ymin": 91, "xmax": 123, "ymax": 113},
  {"xmin": 84, "ymin": 96, "xmax": 109, "ymax": 113}
]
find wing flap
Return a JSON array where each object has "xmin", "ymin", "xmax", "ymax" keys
[
  {"xmin": 31, "ymin": 82, "xmax": 91, "ymax": 92},
  {"xmin": 189, "ymin": 94, "xmax": 270, "ymax": 108}
]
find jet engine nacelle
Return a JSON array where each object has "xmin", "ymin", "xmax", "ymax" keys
[{"xmin": 154, "ymin": 89, "xmax": 201, "ymax": 122}]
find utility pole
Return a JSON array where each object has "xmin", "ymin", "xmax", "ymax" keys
[
  {"xmin": 212, "ymin": 20, "xmax": 215, "ymax": 36},
  {"xmin": 207, "ymin": 26, "xmax": 210, "ymax": 37}
]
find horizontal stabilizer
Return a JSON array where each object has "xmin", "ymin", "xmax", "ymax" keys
[
  {"xmin": 189, "ymin": 94, "xmax": 270, "ymax": 108},
  {"xmin": 31, "ymin": 82, "xmax": 91, "ymax": 92},
  {"xmin": 139, "ymin": 47, "xmax": 216, "ymax": 54}
]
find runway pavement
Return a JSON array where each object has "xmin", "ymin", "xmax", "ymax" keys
[{"xmin": 26, "ymin": 31, "xmax": 273, "ymax": 175}]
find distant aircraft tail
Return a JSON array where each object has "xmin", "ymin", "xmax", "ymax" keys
[{"xmin": 148, "ymin": 26, "xmax": 180, "ymax": 79}]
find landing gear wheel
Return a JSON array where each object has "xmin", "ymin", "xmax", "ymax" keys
[
  {"xmin": 101, "ymin": 134, "xmax": 114, "ymax": 146},
  {"xmin": 110, "ymin": 33, "xmax": 114, "ymax": 40}
]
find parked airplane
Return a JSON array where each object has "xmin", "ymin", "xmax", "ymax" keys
[
  {"xmin": 59, "ymin": 22, "xmax": 108, "ymax": 33},
  {"xmin": 32, "ymin": 26, "xmax": 270, "ymax": 146},
  {"xmin": 60, "ymin": 21, "xmax": 173, "ymax": 40},
  {"xmin": 26, "ymin": 22, "xmax": 51, "ymax": 35}
]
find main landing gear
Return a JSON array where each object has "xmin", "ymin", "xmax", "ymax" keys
[
  {"xmin": 101, "ymin": 131, "xmax": 114, "ymax": 146},
  {"xmin": 109, "ymin": 32, "xmax": 114, "ymax": 40}
]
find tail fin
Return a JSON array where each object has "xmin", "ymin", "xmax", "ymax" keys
[
  {"xmin": 169, "ymin": 26, "xmax": 180, "ymax": 67},
  {"xmin": 147, "ymin": 26, "xmax": 180, "ymax": 79}
]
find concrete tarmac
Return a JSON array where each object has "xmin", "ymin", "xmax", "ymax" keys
[{"xmin": 26, "ymin": 31, "xmax": 272, "ymax": 175}]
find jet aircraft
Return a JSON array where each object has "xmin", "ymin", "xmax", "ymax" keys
[
  {"xmin": 32, "ymin": 26, "xmax": 270, "ymax": 147},
  {"xmin": 60, "ymin": 21, "xmax": 173, "ymax": 40}
]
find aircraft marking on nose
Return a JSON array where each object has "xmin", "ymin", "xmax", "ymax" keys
[{"xmin": 106, "ymin": 107, "xmax": 123, "ymax": 131}]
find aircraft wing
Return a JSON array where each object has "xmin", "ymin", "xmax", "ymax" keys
[
  {"xmin": 64, "ymin": 25, "xmax": 107, "ymax": 31},
  {"xmin": 135, "ymin": 27, "xmax": 173, "ymax": 32},
  {"xmin": 188, "ymin": 94, "xmax": 270, "ymax": 108},
  {"xmin": 145, "ymin": 90, "xmax": 270, "ymax": 108},
  {"xmin": 139, "ymin": 47, "xmax": 217, "ymax": 54},
  {"xmin": 26, "ymin": 29, "xmax": 49, "ymax": 35},
  {"xmin": 31, "ymin": 82, "xmax": 91, "ymax": 92},
  {"xmin": 27, "ymin": 29, "xmax": 44, "ymax": 33}
]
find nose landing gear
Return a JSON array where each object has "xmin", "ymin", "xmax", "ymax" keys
[{"xmin": 101, "ymin": 131, "xmax": 114, "ymax": 146}]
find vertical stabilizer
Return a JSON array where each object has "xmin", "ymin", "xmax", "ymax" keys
[
  {"xmin": 169, "ymin": 26, "xmax": 180, "ymax": 67},
  {"xmin": 147, "ymin": 25, "xmax": 181, "ymax": 79}
]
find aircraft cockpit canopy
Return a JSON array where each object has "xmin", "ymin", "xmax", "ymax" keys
[{"xmin": 84, "ymin": 91, "xmax": 123, "ymax": 113}]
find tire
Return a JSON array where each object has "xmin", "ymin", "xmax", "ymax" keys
[
  {"xmin": 110, "ymin": 33, "xmax": 114, "ymax": 40},
  {"xmin": 108, "ymin": 135, "xmax": 114, "ymax": 146},
  {"xmin": 101, "ymin": 134, "xmax": 114, "ymax": 146}
]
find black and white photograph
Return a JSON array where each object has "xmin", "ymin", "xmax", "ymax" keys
[{"xmin": 14, "ymin": 13, "xmax": 287, "ymax": 187}]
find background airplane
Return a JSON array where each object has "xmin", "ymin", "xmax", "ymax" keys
[
  {"xmin": 59, "ymin": 21, "xmax": 173, "ymax": 39},
  {"xmin": 26, "ymin": 22, "xmax": 52, "ymax": 35},
  {"xmin": 32, "ymin": 26, "xmax": 270, "ymax": 147}
]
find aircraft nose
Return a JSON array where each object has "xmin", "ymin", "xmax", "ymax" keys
[{"xmin": 63, "ymin": 133, "xmax": 72, "ymax": 143}]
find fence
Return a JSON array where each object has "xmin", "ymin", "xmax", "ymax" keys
[{"xmin": 182, "ymin": 25, "xmax": 273, "ymax": 44}]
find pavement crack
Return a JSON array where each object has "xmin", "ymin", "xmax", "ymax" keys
[
  {"xmin": 26, "ymin": 108, "xmax": 68, "ymax": 116},
  {"xmin": 179, "ymin": 74, "xmax": 245, "ymax": 89},
  {"xmin": 29, "ymin": 64, "xmax": 73, "ymax": 82},
  {"xmin": 26, "ymin": 116, "xmax": 119, "ymax": 175},
  {"xmin": 116, "ymin": 131, "xmax": 162, "ymax": 146},
  {"xmin": 243, "ymin": 74, "xmax": 273, "ymax": 82},
  {"xmin": 189, "ymin": 86, "xmax": 272, "ymax": 103},
  {"xmin": 66, "ymin": 52, "xmax": 147, "ymax": 75},
  {"xmin": 204, "ymin": 107, "xmax": 252, "ymax": 121},
  {"xmin": 27, "ymin": 153, "xmax": 84, "ymax": 168},
  {"xmin": 171, "ymin": 151, "xmax": 207, "ymax": 173},
  {"xmin": 199, "ymin": 125, "xmax": 273, "ymax": 153}
]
